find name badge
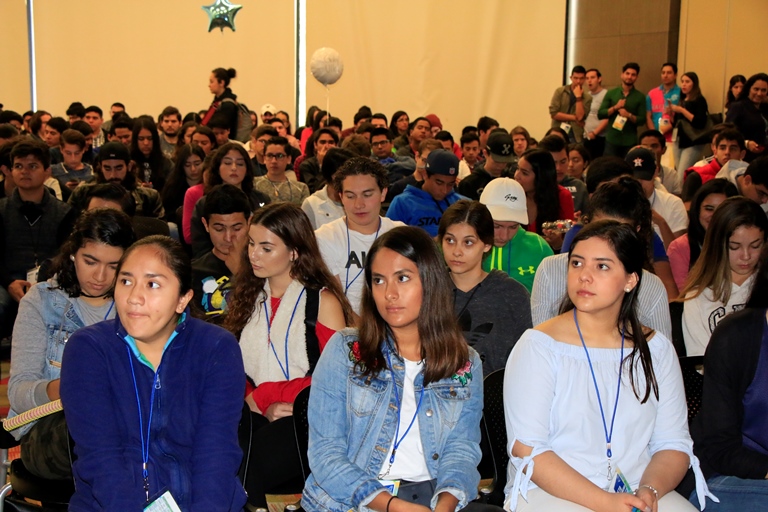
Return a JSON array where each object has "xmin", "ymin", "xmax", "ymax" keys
[
  {"xmin": 144, "ymin": 490, "xmax": 182, "ymax": 512},
  {"xmin": 560, "ymin": 122, "xmax": 572, "ymax": 134},
  {"xmin": 26, "ymin": 266, "xmax": 40, "ymax": 286},
  {"xmin": 378, "ymin": 479, "xmax": 400, "ymax": 497},
  {"xmin": 611, "ymin": 467, "xmax": 643, "ymax": 512},
  {"xmin": 612, "ymin": 116, "xmax": 627, "ymax": 130}
]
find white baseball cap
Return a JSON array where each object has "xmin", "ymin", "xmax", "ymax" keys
[
  {"xmin": 479, "ymin": 178, "xmax": 528, "ymax": 225},
  {"xmin": 261, "ymin": 103, "xmax": 277, "ymax": 116}
]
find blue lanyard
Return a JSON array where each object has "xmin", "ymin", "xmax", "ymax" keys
[
  {"xmin": 344, "ymin": 217, "xmax": 381, "ymax": 294},
  {"xmin": 103, "ymin": 300, "xmax": 114, "ymax": 320},
  {"xmin": 573, "ymin": 309, "xmax": 624, "ymax": 480},
  {"xmin": 126, "ymin": 346, "xmax": 160, "ymax": 503},
  {"xmin": 384, "ymin": 350, "xmax": 424, "ymax": 468},
  {"xmin": 265, "ymin": 287, "xmax": 305, "ymax": 380}
]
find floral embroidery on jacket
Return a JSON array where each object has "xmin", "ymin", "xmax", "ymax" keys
[
  {"xmin": 452, "ymin": 360, "xmax": 473, "ymax": 386},
  {"xmin": 347, "ymin": 341, "xmax": 362, "ymax": 363}
]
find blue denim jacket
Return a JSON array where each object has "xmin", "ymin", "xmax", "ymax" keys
[
  {"xmin": 7, "ymin": 281, "xmax": 89, "ymax": 439},
  {"xmin": 302, "ymin": 329, "xmax": 483, "ymax": 512}
]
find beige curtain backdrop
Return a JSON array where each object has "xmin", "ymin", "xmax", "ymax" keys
[
  {"xmin": 0, "ymin": 0, "xmax": 31, "ymax": 112},
  {"xmin": 678, "ymin": 0, "xmax": 768, "ymax": 114},
  {"xmin": 3, "ymin": 0, "xmax": 295, "ymax": 123},
  {"xmin": 306, "ymin": 0, "xmax": 567, "ymax": 140}
]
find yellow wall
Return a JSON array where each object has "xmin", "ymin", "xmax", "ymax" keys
[
  {"xmin": 0, "ymin": 0, "xmax": 31, "ymax": 113},
  {"xmin": 678, "ymin": 0, "xmax": 768, "ymax": 114},
  {"xmin": 4, "ymin": 0, "xmax": 565, "ymax": 140},
  {"xmin": 306, "ymin": 0, "xmax": 567, "ymax": 139},
  {"xmin": 30, "ymin": 0, "xmax": 295, "ymax": 122}
]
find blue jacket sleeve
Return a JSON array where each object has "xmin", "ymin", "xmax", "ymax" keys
[
  {"xmin": 61, "ymin": 329, "xmax": 142, "ymax": 511},
  {"xmin": 385, "ymin": 196, "xmax": 406, "ymax": 224},
  {"xmin": 307, "ymin": 333, "xmax": 386, "ymax": 509},
  {"xmin": 431, "ymin": 351, "xmax": 484, "ymax": 509},
  {"xmin": 190, "ymin": 331, "xmax": 247, "ymax": 511}
]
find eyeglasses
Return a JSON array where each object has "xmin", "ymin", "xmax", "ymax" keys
[
  {"xmin": 265, "ymin": 153, "xmax": 287, "ymax": 161},
  {"xmin": 371, "ymin": 140, "xmax": 390, "ymax": 147}
]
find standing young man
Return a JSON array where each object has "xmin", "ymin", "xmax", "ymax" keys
[
  {"xmin": 598, "ymin": 62, "xmax": 647, "ymax": 158},
  {"xmin": 646, "ymin": 62, "xmax": 681, "ymax": 143},
  {"xmin": 253, "ymin": 137, "xmax": 309, "ymax": 205},
  {"xmin": 549, "ymin": 65, "xmax": 592, "ymax": 143},
  {"xmin": 583, "ymin": 68, "xmax": 609, "ymax": 158},
  {"xmin": 314, "ymin": 158, "xmax": 404, "ymax": 316}
]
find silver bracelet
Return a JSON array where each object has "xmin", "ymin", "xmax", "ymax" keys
[{"xmin": 635, "ymin": 484, "xmax": 659, "ymax": 500}]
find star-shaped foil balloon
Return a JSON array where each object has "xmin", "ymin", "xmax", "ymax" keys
[{"xmin": 202, "ymin": 0, "xmax": 242, "ymax": 33}]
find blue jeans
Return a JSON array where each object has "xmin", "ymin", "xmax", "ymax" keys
[{"xmin": 689, "ymin": 475, "xmax": 768, "ymax": 511}]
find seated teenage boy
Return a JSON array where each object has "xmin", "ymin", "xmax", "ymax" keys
[
  {"xmin": 192, "ymin": 184, "xmax": 251, "ymax": 320},
  {"xmin": 50, "ymin": 129, "xmax": 94, "ymax": 202},
  {"xmin": 386, "ymin": 149, "xmax": 464, "ymax": 237},
  {"xmin": 479, "ymin": 177, "xmax": 553, "ymax": 293}
]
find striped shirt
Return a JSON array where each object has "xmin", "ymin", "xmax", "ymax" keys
[{"xmin": 530, "ymin": 253, "xmax": 672, "ymax": 339}]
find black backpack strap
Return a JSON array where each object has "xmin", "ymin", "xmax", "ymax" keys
[{"xmin": 304, "ymin": 287, "xmax": 321, "ymax": 375}]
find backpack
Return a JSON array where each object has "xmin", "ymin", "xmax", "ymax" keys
[{"xmin": 221, "ymin": 98, "xmax": 253, "ymax": 143}]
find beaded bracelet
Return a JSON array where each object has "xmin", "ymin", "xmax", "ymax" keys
[{"xmin": 635, "ymin": 484, "xmax": 659, "ymax": 500}]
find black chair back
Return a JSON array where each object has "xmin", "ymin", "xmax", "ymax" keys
[
  {"xmin": 679, "ymin": 356, "xmax": 704, "ymax": 422},
  {"xmin": 293, "ymin": 386, "xmax": 312, "ymax": 481},
  {"xmin": 669, "ymin": 301, "xmax": 687, "ymax": 357},
  {"xmin": 131, "ymin": 216, "xmax": 170, "ymax": 240},
  {"xmin": 480, "ymin": 369, "xmax": 508, "ymax": 506}
]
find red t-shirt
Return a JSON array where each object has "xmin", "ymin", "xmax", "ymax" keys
[{"xmin": 525, "ymin": 185, "xmax": 575, "ymax": 233}]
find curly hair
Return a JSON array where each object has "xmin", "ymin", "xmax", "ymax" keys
[
  {"xmin": 224, "ymin": 203, "xmax": 353, "ymax": 338},
  {"xmin": 48, "ymin": 209, "xmax": 136, "ymax": 297}
]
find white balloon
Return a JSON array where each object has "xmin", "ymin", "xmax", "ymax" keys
[{"xmin": 310, "ymin": 47, "xmax": 344, "ymax": 86}]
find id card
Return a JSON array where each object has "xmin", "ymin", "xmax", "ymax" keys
[
  {"xmin": 144, "ymin": 491, "xmax": 182, "ymax": 512},
  {"xmin": 611, "ymin": 467, "xmax": 642, "ymax": 512},
  {"xmin": 26, "ymin": 266, "xmax": 40, "ymax": 287},
  {"xmin": 378, "ymin": 479, "xmax": 400, "ymax": 497},
  {"xmin": 560, "ymin": 122, "xmax": 572, "ymax": 134},
  {"xmin": 612, "ymin": 116, "xmax": 627, "ymax": 130}
]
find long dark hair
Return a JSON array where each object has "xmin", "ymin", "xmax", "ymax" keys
[
  {"xmin": 311, "ymin": 110, "xmax": 329, "ymax": 132},
  {"xmin": 681, "ymin": 71, "xmax": 702, "ymax": 102},
  {"xmin": 389, "ymin": 110, "xmax": 409, "ymax": 136},
  {"xmin": 736, "ymin": 73, "xmax": 768, "ymax": 104},
  {"xmin": 130, "ymin": 116, "xmax": 164, "ymax": 168},
  {"xmin": 304, "ymin": 106, "xmax": 320, "ymax": 128},
  {"xmin": 224, "ymin": 203, "xmax": 353, "ymax": 338},
  {"xmin": 681, "ymin": 197, "xmax": 768, "ymax": 303},
  {"xmin": 357, "ymin": 226, "xmax": 468, "ymax": 385},
  {"xmin": 205, "ymin": 143, "xmax": 254, "ymax": 195},
  {"xmin": 687, "ymin": 179, "xmax": 739, "ymax": 269},
  {"xmin": 118, "ymin": 236, "xmax": 192, "ymax": 296},
  {"xmin": 521, "ymin": 149, "xmax": 559, "ymax": 234},
  {"xmin": 585, "ymin": 177, "xmax": 654, "ymax": 271},
  {"xmin": 49, "ymin": 209, "xmax": 136, "ymax": 297},
  {"xmin": 162, "ymin": 144, "xmax": 205, "ymax": 214},
  {"xmin": 726, "ymin": 74, "xmax": 746, "ymax": 109},
  {"xmin": 563, "ymin": 220, "xmax": 658, "ymax": 403}
]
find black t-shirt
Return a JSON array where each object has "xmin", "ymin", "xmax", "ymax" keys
[{"xmin": 191, "ymin": 251, "xmax": 233, "ymax": 319}]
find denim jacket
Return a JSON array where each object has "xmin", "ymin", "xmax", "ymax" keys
[
  {"xmin": 302, "ymin": 329, "xmax": 483, "ymax": 512},
  {"xmin": 8, "ymin": 280, "xmax": 91, "ymax": 439}
]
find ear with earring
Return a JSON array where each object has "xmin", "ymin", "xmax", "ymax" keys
[
  {"xmin": 70, "ymin": 255, "xmax": 75, "ymax": 262},
  {"xmin": 624, "ymin": 287, "xmax": 631, "ymax": 293}
]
